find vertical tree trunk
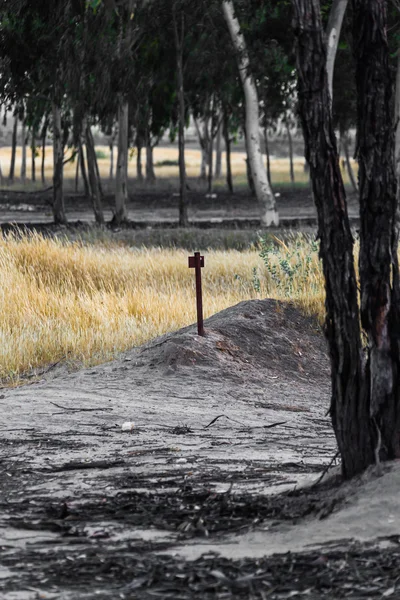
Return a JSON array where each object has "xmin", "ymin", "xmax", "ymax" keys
[
  {"xmin": 222, "ymin": 0, "xmax": 278, "ymax": 226},
  {"xmin": 41, "ymin": 123, "xmax": 47, "ymax": 184},
  {"xmin": 31, "ymin": 127, "xmax": 36, "ymax": 182},
  {"xmin": 20, "ymin": 120, "xmax": 27, "ymax": 182},
  {"xmin": 173, "ymin": 8, "xmax": 188, "ymax": 227},
  {"xmin": 353, "ymin": 0, "xmax": 400, "ymax": 461},
  {"xmin": 146, "ymin": 138, "xmax": 156, "ymax": 182},
  {"xmin": 292, "ymin": 0, "xmax": 373, "ymax": 478},
  {"xmin": 93, "ymin": 144, "xmax": 104, "ymax": 199},
  {"xmin": 194, "ymin": 118, "xmax": 208, "ymax": 181},
  {"xmin": 52, "ymin": 103, "xmax": 67, "ymax": 224},
  {"xmin": 84, "ymin": 122, "xmax": 104, "ymax": 225},
  {"xmin": 394, "ymin": 49, "xmax": 400, "ymax": 186},
  {"xmin": 343, "ymin": 133, "xmax": 358, "ymax": 192},
  {"xmin": 136, "ymin": 144, "xmax": 143, "ymax": 181},
  {"xmin": 326, "ymin": 0, "xmax": 348, "ymax": 103},
  {"xmin": 114, "ymin": 99, "xmax": 129, "ymax": 224},
  {"xmin": 215, "ymin": 118, "xmax": 223, "ymax": 178},
  {"xmin": 264, "ymin": 125, "xmax": 272, "ymax": 187},
  {"xmin": 8, "ymin": 114, "xmax": 18, "ymax": 182},
  {"xmin": 286, "ymin": 118, "xmax": 295, "ymax": 184},
  {"xmin": 75, "ymin": 153, "xmax": 79, "ymax": 192},
  {"xmin": 223, "ymin": 111, "xmax": 233, "ymax": 194},
  {"xmin": 79, "ymin": 140, "xmax": 90, "ymax": 198},
  {"xmin": 109, "ymin": 138, "xmax": 114, "ymax": 180},
  {"xmin": 207, "ymin": 109, "xmax": 215, "ymax": 194}
]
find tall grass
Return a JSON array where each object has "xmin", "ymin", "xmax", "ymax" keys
[{"xmin": 0, "ymin": 232, "xmax": 325, "ymax": 383}]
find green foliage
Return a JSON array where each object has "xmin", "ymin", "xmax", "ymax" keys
[
  {"xmin": 95, "ymin": 149, "xmax": 109, "ymax": 159},
  {"xmin": 155, "ymin": 159, "xmax": 179, "ymax": 167},
  {"xmin": 258, "ymin": 234, "xmax": 319, "ymax": 296}
]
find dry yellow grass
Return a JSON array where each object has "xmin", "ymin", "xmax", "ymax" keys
[{"xmin": 0, "ymin": 232, "xmax": 325, "ymax": 383}]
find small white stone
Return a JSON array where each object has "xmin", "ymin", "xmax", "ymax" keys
[
  {"xmin": 176, "ymin": 458, "xmax": 188, "ymax": 464},
  {"xmin": 121, "ymin": 421, "xmax": 135, "ymax": 432}
]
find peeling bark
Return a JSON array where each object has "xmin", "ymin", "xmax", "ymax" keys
[{"xmin": 326, "ymin": 0, "xmax": 348, "ymax": 102}]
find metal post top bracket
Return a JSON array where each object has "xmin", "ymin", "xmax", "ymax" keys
[{"xmin": 188, "ymin": 253, "xmax": 204, "ymax": 268}]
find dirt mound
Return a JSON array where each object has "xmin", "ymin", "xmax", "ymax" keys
[{"xmin": 138, "ymin": 299, "xmax": 328, "ymax": 382}]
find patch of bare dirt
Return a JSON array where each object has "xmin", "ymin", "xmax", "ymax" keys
[{"xmin": 1, "ymin": 299, "xmax": 396, "ymax": 599}]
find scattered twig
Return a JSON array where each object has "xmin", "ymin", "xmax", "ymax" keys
[
  {"xmin": 312, "ymin": 451, "xmax": 340, "ymax": 487},
  {"xmin": 204, "ymin": 414, "xmax": 244, "ymax": 428},
  {"xmin": 263, "ymin": 421, "xmax": 287, "ymax": 429},
  {"xmin": 49, "ymin": 401, "xmax": 113, "ymax": 412}
]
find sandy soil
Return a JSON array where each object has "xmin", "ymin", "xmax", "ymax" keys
[{"xmin": 1, "ymin": 299, "xmax": 399, "ymax": 599}]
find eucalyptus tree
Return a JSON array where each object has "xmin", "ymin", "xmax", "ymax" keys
[{"xmin": 293, "ymin": 0, "xmax": 400, "ymax": 478}]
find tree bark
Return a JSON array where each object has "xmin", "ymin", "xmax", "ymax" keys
[
  {"xmin": 52, "ymin": 103, "xmax": 67, "ymax": 224},
  {"xmin": 194, "ymin": 117, "xmax": 208, "ymax": 181},
  {"xmin": 114, "ymin": 98, "xmax": 129, "ymax": 224},
  {"xmin": 109, "ymin": 138, "xmax": 114, "ymax": 180},
  {"xmin": 353, "ymin": 0, "xmax": 400, "ymax": 461},
  {"xmin": 395, "ymin": 49, "xmax": 400, "ymax": 186},
  {"xmin": 223, "ymin": 110, "xmax": 233, "ymax": 194},
  {"xmin": 292, "ymin": 0, "xmax": 373, "ymax": 478},
  {"xmin": 173, "ymin": 7, "xmax": 188, "ymax": 227},
  {"xmin": 326, "ymin": 0, "xmax": 348, "ymax": 103},
  {"xmin": 84, "ymin": 122, "xmax": 104, "ymax": 225},
  {"xmin": 75, "ymin": 152, "xmax": 79, "ymax": 192},
  {"xmin": 21, "ymin": 120, "xmax": 27, "ymax": 182},
  {"xmin": 222, "ymin": 0, "xmax": 278, "ymax": 226},
  {"xmin": 8, "ymin": 114, "xmax": 18, "ymax": 182}
]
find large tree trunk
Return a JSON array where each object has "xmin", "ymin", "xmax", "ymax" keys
[
  {"xmin": 109, "ymin": 137, "xmax": 114, "ymax": 180},
  {"xmin": 292, "ymin": 0, "xmax": 373, "ymax": 478},
  {"xmin": 8, "ymin": 114, "xmax": 18, "ymax": 182},
  {"xmin": 85, "ymin": 122, "xmax": 104, "ymax": 225},
  {"xmin": 20, "ymin": 119, "xmax": 27, "ymax": 182},
  {"xmin": 194, "ymin": 117, "xmax": 208, "ymax": 181},
  {"xmin": 114, "ymin": 99, "xmax": 129, "ymax": 224},
  {"xmin": 326, "ymin": 0, "xmax": 348, "ymax": 102},
  {"xmin": 223, "ymin": 110, "xmax": 233, "ymax": 194},
  {"xmin": 173, "ymin": 8, "xmax": 188, "ymax": 227},
  {"xmin": 222, "ymin": 0, "xmax": 278, "ymax": 226},
  {"xmin": 395, "ymin": 49, "xmax": 400, "ymax": 186},
  {"xmin": 353, "ymin": 0, "xmax": 400, "ymax": 461},
  {"xmin": 52, "ymin": 103, "xmax": 67, "ymax": 225}
]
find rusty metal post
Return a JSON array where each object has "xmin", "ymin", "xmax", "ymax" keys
[{"xmin": 188, "ymin": 252, "xmax": 205, "ymax": 336}]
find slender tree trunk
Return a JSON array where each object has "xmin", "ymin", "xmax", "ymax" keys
[
  {"xmin": 264, "ymin": 125, "xmax": 272, "ymax": 187},
  {"xmin": 8, "ymin": 114, "xmax": 18, "ymax": 182},
  {"xmin": 207, "ymin": 109, "xmax": 215, "ymax": 194},
  {"xmin": 75, "ymin": 153, "xmax": 79, "ymax": 192},
  {"xmin": 109, "ymin": 138, "xmax": 114, "ymax": 180},
  {"xmin": 114, "ymin": 99, "xmax": 129, "ymax": 224},
  {"xmin": 136, "ymin": 143, "xmax": 143, "ymax": 181},
  {"xmin": 93, "ymin": 144, "xmax": 104, "ymax": 199},
  {"xmin": 79, "ymin": 140, "xmax": 90, "ymax": 198},
  {"xmin": 343, "ymin": 133, "xmax": 358, "ymax": 192},
  {"xmin": 52, "ymin": 103, "xmax": 67, "ymax": 224},
  {"xmin": 222, "ymin": 0, "xmax": 278, "ymax": 226},
  {"xmin": 84, "ymin": 122, "xmax": 104, "ymax": 225},
  {"xmin": 0, "ymin": 161, "xmax": 3, "ymax": 184},
  {"xmin": 293, "ymin": 0, "xmax": 372, "ymax": 478},
  {"xmin": 194, "ymin": 118, "xmax": 208, "ymax": 181},
  {"xmin": 146, "ymin": 138, "xmax": 156, "ymax": 182},
  {"xmin": 21, "ymin": 120, "xmax": 27, "ymax": 182},
  {"xmin": 31, "ymin": 127, "xmax": 36, "ymax": 182},
  {"xmin": 41, "ymin": 123, "xmax": 47, "ymax": 184},
  {"xmin": 353, "ymin": 0, "xmax": 400, "ymax": 461},
  {"xmin": 215, "ymin": 118, "xmax": 222, "ymax": 178},
  {"xmin": 223, "ymin": 111, "xmax": 233, "ymax": 194},
  {"xmin": 286, "ymin": 118, "xmax": 295, "ymax": 184},
  {"xmin": 326, "ymin": 0, "xmax": 348, "ymax": 103},
  {"xmin": 173, "ymin": 8, "xmax": 188, "ymax": 227}
]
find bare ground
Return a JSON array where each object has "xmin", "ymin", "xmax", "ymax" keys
[{"xmin": 1, "ymin": 299, "xmax": 400, "ymax": 599}]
